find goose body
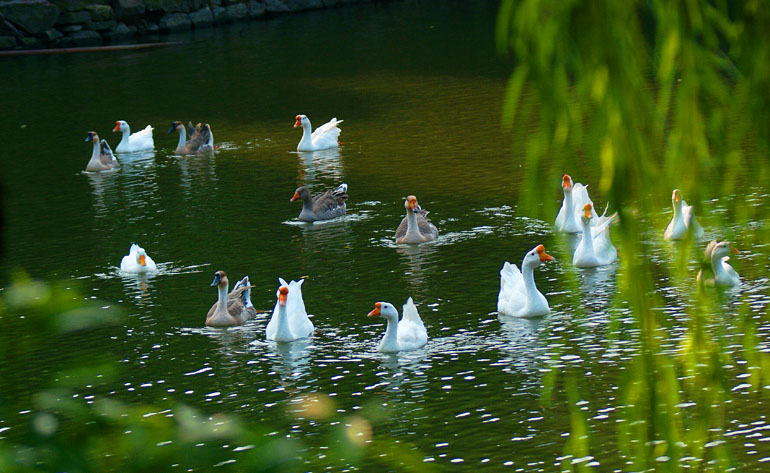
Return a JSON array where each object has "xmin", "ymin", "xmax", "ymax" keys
[
  {"xmin": 266, "ymin": 278, "xmax": 314, "ymax": 341},
  {"xmin": 119, "ymin": 243, "xmax": 157, "ymax": 274},
  {"xmin": 497, "ymin": 244, "xmax": 553, "ymax": 317},
  {"xmin": 84, "ymin": 131, "xmax": 119, "ymax": 172},
  {"xmin": 168, "ymin": 121, "xmax": 214, "ymax": 155},
  {"xmin": 206, "ymin": 271, "xmax": 257, "ymax": 327},
  {"xmin": 395, "ymin": 195, "xmax": 439, "ymax": 244},
  {"xmin": 664, "ymin": 189, "xmax": 704, "ymax": 241},
  {"xmin": 291, "ymin": 183, "xmax": 348, "ymax": 222},
  {"xmin": 572, "ymin": 203, "xmax": 618, "ymax": 268},
  {"xmin": 113, "ymin": 120, "xmax": 154, "ymax": 153},
  {"xmin": 554, "ymin": 174, "xmax": 598, "ymax": 233},
  {"xmin": 367, "ymin": 298, "xmax": 428, "ymax": 352},
  {"xmin": 697, "ymin": 241, "xmax": 740, "ymax": 287},
  {"xmin": 294, "ymin": 115, "xmax": 343, "ymax": 152}
]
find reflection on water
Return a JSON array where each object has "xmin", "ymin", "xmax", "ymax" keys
[{"xmin": 296, "ymin": 147, "xmax": 344, "ymax": 182}]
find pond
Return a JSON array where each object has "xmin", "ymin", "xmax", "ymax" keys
[{"xmin": 1, "ymin": 0, "xmax": 768, "ymax": 470}]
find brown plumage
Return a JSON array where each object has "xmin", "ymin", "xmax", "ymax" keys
[
  {"xmin": 206, "ymin": 270, "xmax": 257, "ymax": 327},
  {"xmin": 168, "ymin": 121, "xmax": 214, "ymax": 155}
]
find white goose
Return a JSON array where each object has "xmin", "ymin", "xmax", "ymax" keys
[
  {"xmin": 206, "ymin": 271, "xmax": 257, "ymax": 327},
  {"xmin": 554, "ymin": 174, "xmax": 598, "ymax": 233},
  {"xmin": 697, "ymin": 240, "xmax": 740, "ymax": 287},
  {"xmin": 113, "ymin": 120, "xmax": 154, "ymax": 153},
  {"xmin": 266, "ymin": 278, "xmax": 314, "ymax": 342},
  {"xmin": 84, "ymin": 131, "xmax": 119, "ymax": 172},
  {"xmin": 497, "ymin": 244, "xmax": 554, "ymax": 317},
  {"xmin": 119, "ymin": 243, "xmax": 157, "ymax": 274},
  {"xmin": 294, "ymin": 114, "xmax": 343, "ymax": 152},
  {"xmin": 367, "ymin": 297, "xmax": 428, "ymax": 352},
  {"xmin": 572, "ymin": 203, "xmax": 618, "ymax": 268},
  {"xmin": 664, "ymin": 189, "xmax": 704, "ymax": 241}
]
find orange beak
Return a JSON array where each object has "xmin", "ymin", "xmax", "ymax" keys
[
  {"xmin": 583, "ymin": 203, "xmax": 592, "ymax": 219},
  {"xmin": 409, "ymin": 199, "xmax": 419, "ymax": 211},
  {"xmin": 278, "ymin": 286, "xmax": 289, "ymax": 305},
  {"xmin": 367, "ymin": 302, "xmax": 382, "ymax": 317},
  {"xmin": 535, "ymin": 244, "xmax": 553, "ymax": 262},
  {"xmin": 294, "ymin": 116, "xmax": 302, "ymax": 128},
  {"xmin": 139, "ymin": 254, "xmax": 146, "ymax": 266},
  {"xmin": 674, "ymin": 189, "xmax": 681, "ymax": 203},
  {"xmin": 290, "ymin": 191, "xmax": 300, "ymax": 202},
  {"xmin": 562, "ymin": 175, "xmax": 571, "ymax": 190},
  {"xmin": 731, "ymin": 246, "xmax": 740, "ymax": 254},
  {"xmin": 112, "ymin": 121, "xmax": 120, "ymax": 132}
]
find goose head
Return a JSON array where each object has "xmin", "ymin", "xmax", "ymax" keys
[
  {"xmin": 672, "ymin": 189, "xmax": 683, "ymax": 210},
  {"xmin": 711, "ymin": 240, "xmax": 740, "ymax": 260},
  {"xmin": 277, "ymin": 286, "xmax": 289, "ymax": 307},
  {"xmin": 135, "ymin": 247, "xmax": 147, "ymax": 266},
  {"xmin": 113, "ymin": 120, "xmax": 128, "ymax": 133},
  {"xmin": 368, "ymin": 301, "xmax": 399, "ymax": 322},
  {"xmin": 523, "ymin": 244, "xmax": 554, "ymax": 269},
  {"xmin": 85, "ymin": 131, "xmax": 99, "ymax": 143},
  {"xmin": 404, "ymin": 195, "xmax": 421, "ymax": 214},
  {"xmin": 581, "ymin": 203, "xmax": 593, "ymax": 223},
  {"xmin": 168, "ymin": 121, "xmax": 184, "ymax": 134},
  {"xmin": 294, "ymin": 115, "xmax": 308, "ymax": 128},
  {"xmin": 210, "ymin": 270, "xmax": 228, "ymax": 288},
  {"xmin": 562, "ymin": 174, "xmax": 573, "ymax": 194},
  {"xmin": 290, "ymin": 186, "xmax": 310, "ymax": 202}
]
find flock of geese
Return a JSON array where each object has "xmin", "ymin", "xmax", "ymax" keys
[{"xmin": 94, "ymin": 115, "xmax": 740, "ymax": 353}]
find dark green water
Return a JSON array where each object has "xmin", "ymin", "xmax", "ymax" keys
[{"xmin": 1, "ymin": 1, "xmax": 769, "ymax": 470}]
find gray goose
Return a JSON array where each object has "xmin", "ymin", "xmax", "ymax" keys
[
  {"xmin": 395, "ymin": 195, "xmax": 439, "ymax": 244},
  {"xmin": 290, "ymin": 183, "xmax": 348, "ymax": 222}
]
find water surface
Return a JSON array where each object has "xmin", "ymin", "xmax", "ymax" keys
[{"xmin": 1, "ymin": 1, "xmax": 768, "ymax": 471}]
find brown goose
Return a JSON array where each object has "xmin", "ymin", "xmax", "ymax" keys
[
  {"xmin": 168, "ymin": 121, "xmax": 214, "ymax": 155},
  {"xmin": 84, "ymin": 131, "xmax": 119, "ymax": 172},
  {"xmin": 290, "ymin": 183, "xmax": 348, "ymax": 222},
  {"xmin": 206, "ymin": 271, "xmax": 257, "ymax": 327},
  {"xmin": 395, "ymin": 195, "xmax": 439, "ymax": 244}
]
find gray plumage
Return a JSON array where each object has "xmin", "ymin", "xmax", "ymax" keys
[{"xmin": 291, "ymin": 183, "xmax": 348, "ymax": 222}]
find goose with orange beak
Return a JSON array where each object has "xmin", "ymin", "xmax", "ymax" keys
[
  {"xmin": 498, "ymin": 244, "xmax": 554, "ymax": 317},
  {"xmin": 290, "ymin": 183, "xmax": 348, "ymax": 222},
  {"xmin": 367, "ymin": 298, "xmax": 427, "ymax": 352},
  {"xmin": 572, "ymin": 203, "xmax": 618, "ymax": 267},
  {"xmin": 664, "ymin": 189, "xmax": 704, "ymax": 241},
  {"xmin": 119, "ymin": 243, "xmax": 157, "ymax": 274},
  {"xmin": 113, "ymin": 120, "xmax": 154, "ymax": 153},
  {"xmin": 697, "ymin": 240, "xmax": 741, "ymax": 287},
  {"xmin": 395, "ymin": 195, "xmax": 439, "ymax": 244},
  {"xmin": 206, "ymin": 270, "xmax": 257, "ymax": 327},
  {"xmin": 266, "ymin": 278, "xmax": 314, "ymax": 341},
  {"xmin": 554, "ymin": 174, "xmax": 598, "ymax": 233},
  {"xmin": 295, "ymin": 114, "xmax": 343, "ymax": 152}
]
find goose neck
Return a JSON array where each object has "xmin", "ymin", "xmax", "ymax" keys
[
  {"xmin": 91, "ymin": 140, "xmax": 100, "ymax": 159},
  {"xmin": 298, "ymin": 122, "xmax": 313, "ymax": 148},
  {"xmin": 405, "ymin": 210, "xmax": 421, "ymax": 238},
  {"xmin": 581, "ymin": 218, "xmax": 595, "ymax": 252},
  {"xmin": 177, "ymin": 128, "xmax": 187, "ymax": 148},
  {"xmin": 380, "ymin": 315, "xmax": 399, "ymax": 350}
]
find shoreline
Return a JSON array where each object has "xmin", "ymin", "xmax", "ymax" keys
[{"xmin": 0, "ymin": 0, "xmax": 377, "ymax": 52}]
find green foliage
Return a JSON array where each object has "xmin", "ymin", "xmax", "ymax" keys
[{"xmin": 498, "ymin": 0, "xmax": 770, "ymax": 470}]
